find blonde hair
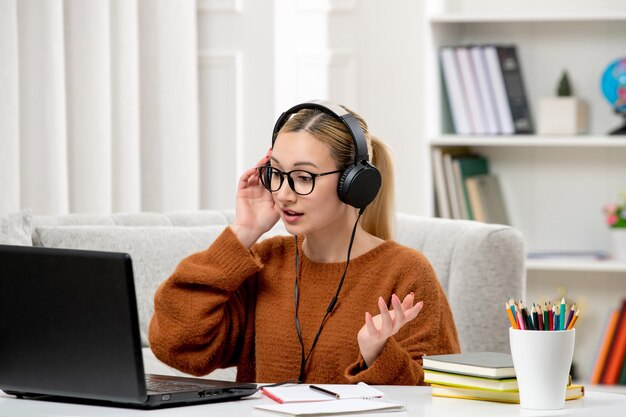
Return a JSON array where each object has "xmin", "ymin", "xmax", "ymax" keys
[{"xmin": 278, "ymin": 106, "xmax": 395, "ymax": 240}]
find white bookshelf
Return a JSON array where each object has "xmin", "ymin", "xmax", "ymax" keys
[{"xmin": 422, "ymin": 0, "xmax": 626, "ymax": 383}]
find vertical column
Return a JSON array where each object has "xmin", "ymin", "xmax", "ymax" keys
[
  {"xmin": 0, "ymin": 0, "xmax": 19, "ymax": 214},
  {"xmin": 17, "ymin": 0, "xmax": 69, "ymax": 215},
  {"xmin": 138, "ymin": 0, "xmax": 199, "ymax": 212},
  {"xmin": 110, "ymin": 0, "xmax": 141, "ymax": 212},
  {"xmin": 64, "ymin": 0, "xmax": 112, "ymax": 213}
]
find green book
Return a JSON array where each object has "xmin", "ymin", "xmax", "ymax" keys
[
  {"xmin": 452, "ymin": 155, "xmax": 489, "ymax": 220},
  {"xmin": 619, "ymin": 348, "xmax": 626, "ymax": 384}
]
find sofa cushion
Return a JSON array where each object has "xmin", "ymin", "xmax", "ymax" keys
[
  {"xmin": 32, "ymin": 225, "xmax": 226, "ymax": 347},
  {"xmin": 0, "ymin": 209, "xmax": 32, "ymax": 246}
]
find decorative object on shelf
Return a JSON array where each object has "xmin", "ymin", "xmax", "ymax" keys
[
  {"xmin": 537, "ymin": 70, "xmax": 588, "ymax": 135},
  {"xmin": 604, "ymin": 195, "xmax": 626, "ymax": 260},
  {"xmin": 600, "ymin": 56, "xmax": 626, "ymax": 135}
]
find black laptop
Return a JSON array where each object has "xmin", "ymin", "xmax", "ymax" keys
[{"xmin": 0, "ymin": 244, "xmax": 257, "ymax": 408}]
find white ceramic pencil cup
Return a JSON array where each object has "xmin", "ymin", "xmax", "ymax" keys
[{"xmin": 509, "ymin": 328, "xmax": 575, "ymax": 410}]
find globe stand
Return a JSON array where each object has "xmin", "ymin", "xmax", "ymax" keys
[{"xmin": 609, "ymin": 111, "xmax": 626, "ymax": 135}]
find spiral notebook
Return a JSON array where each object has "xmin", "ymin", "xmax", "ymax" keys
[{"xmin": 261, "ymin": 382, "xmax": 384, "ymax": 404}]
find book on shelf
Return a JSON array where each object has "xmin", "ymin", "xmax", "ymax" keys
[
  {"xmin": 431, "ymin": 383, "xmax": 585, "ymax": 404},
  {"xmin": 465, "ymin": 174, "xmax": 510, "ymax": 225},
  {"xmin": 432, "ymin": 146, "xmax": 470, "ymax": 219},
  {"xmin": 452, "ymin": 154, "xmax": 489, "ymax": 220},
  {"xmin": 590, "ymin": 308, "xmax": 620, "ymax": 384},
  {"xmin": 600, "ymin": 299, "xmax": 626, "ymax": 385},
  {"xmin": 443, "ymin": 152, "xmax": 464, "ymax": 219},
  {"xmin": 422, "ymin": 352, "xmax": 516, "ymax": 379}
]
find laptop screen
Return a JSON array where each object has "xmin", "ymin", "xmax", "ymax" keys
[{"xmin": 0, "ymin": 245, "xmax": 147, "ymax": 403}]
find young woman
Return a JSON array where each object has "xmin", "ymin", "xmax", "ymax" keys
[{"xmin": 149, "ymin": 101, "xmax": 460, "ymax": 385}]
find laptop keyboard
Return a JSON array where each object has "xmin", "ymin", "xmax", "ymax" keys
[{"xmin": 145, "ymin": 377, "xmax": 215, "ymax": 393}]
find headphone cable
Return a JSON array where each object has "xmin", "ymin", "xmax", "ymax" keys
[{"xmin": 294, "ymin": 207, "xmax": 365, "ymax": 382}]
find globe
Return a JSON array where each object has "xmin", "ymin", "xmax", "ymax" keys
[{"xmin": 600, "ymin": 56, "xmax": 626, "ymax": 134}]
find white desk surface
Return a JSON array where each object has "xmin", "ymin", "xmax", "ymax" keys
[{"xmin": 0, "ymin": 386, "xmax": 624, "ymax": 417}]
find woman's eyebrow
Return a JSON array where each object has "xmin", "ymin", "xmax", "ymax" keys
[{"xmin": 270, "ymin": 156, "xmax": 319, "ymax": 169}]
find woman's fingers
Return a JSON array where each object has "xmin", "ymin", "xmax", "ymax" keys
[
  {"xmin": 405, "ymin": 300, "xmax": 424, "ymax": 321},
  {"xmin": 365, "ymin": 312, "xmax": 378, "ymax": 335},
  {"xmin": 378, "ymin": 296, "xmax": 393, "ymax": 331},
  {"xmin": 391, "ymin": 294, "xmax": 406, "ymax": 324}
]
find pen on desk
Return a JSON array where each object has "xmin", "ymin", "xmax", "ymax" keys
[{"xmin": 310, "ymin": 385, "xmax": 340, "ymax": 399}]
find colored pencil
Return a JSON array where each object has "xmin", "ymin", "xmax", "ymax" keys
[
  {"xmin": 560, "ymin": 298, "xmax": 566, "ymax": 331},
  {"xmin": 566, "ymin": 309, "xmax": 580, "ymax": 330},
  {"xmin": 506, "ymin": 302, "xmax": 518, "ymax": 329},
  {"xmin": 565, "ymin": 304, "xmax": 576, "ymax": 329}
]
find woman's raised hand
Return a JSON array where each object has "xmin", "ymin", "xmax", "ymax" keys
[
  {"xmin": 357, "ymin": 293, "xmax": 424, "ymax": 367},
  {"xmin": 230, "ymin": 149, "xmax": 280, "ymax": 248}
]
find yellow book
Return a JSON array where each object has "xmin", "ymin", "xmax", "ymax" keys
[
  {"xmin": 431, "ymin": 384, "xmax": 585, "ymax": 404},
  {"xmin": 424, "ymin": 370, "xmax": 518, "ymax": 391}
]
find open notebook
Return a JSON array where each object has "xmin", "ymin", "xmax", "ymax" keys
[
  {"xmin": 254, "ymin": 398, "xmax": 406, "ymax": 416},
  {"xmin": 261, "ymin": 383, "xmax": 384, "ymax": 403}
]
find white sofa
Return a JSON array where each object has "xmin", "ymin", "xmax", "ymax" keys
[{"xmin": 1, "ymin": 209, "xmax": 525, "ymax": 381}]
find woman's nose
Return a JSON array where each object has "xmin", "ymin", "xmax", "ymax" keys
[{"xmin": 275, "ymin": 176, "xmax": 296, "ymax": 202}]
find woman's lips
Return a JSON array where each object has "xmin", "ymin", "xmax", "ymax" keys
[{"xmin": 282, "ymin": 209, "xmax": 303, "ymax": 223}]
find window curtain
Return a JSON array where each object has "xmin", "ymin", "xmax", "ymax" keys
[{"xmin": 0, "ymin": 0, "xmax": 200, "ymax": 215}]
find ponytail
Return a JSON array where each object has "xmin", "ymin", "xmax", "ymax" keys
[{"xmin": 362, "ymin": 136, "xmax": 394, "ymax": 240}]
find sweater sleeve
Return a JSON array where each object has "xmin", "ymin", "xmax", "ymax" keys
[
  {"xmin": 343, "ymin": 255, "xmax": 461, "ymax": 385},
  {"xmin": 148, "ymin": 227, "xmax": 262, "ymax": 377}
]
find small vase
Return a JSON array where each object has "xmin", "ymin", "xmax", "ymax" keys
[{"xmin": 610, "ymin": 228, "xmax": 626, "ymax": 261}]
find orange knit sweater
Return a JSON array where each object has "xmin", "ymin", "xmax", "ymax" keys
[{"xmin": 149, "ymin": 227, "xmax": 460, "ymax": 385}]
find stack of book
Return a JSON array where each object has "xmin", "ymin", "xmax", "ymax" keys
[
  {"xmin": 423, "ymin": 352, "xmax": 584, "ymax": 404},
  {"xmin": 432, "ymin": 149, "xmax": 509, "ymax": 224},
  {"xmin": 440, "ymin": 44, "xmax": 533, "ymax": 135},
  {"xmin": 590, "ymin": 299, "xmax": 626, "ymax": 385}
]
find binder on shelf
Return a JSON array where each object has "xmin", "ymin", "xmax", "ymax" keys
[
  {"xmin": 496, "ymin": 45, "xmax": 533, "ymax": 134},
  {"xmin": 440, "ymin": 47, "xmax": 472, "ymax": 134},
  {"xmin": 455, "ymin": 47, "xmax": 487, "ymax": 134},
  {"xmin": 470, "ymin": 46, "xmax": 500, "ymax": 134},
  {"xmin": 483, "ymin": 45, "xmax": 515, "ymax": 135}
]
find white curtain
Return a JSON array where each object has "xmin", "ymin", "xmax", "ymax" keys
[{"xmin": 0, "ymin": 0, "xmax": 199, "ymax": 215}]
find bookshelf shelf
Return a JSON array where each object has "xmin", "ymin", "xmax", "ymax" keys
[
  {"xmin": 429, "ymin": 14, "xmax": 626, "ymax": 24},
  {"xmin": 430, "ymin": 136, "xmax": 626, "ymax": 148},
  {"xmin": 422, "ymin": 0, "xmax": 626, "ymax": 383},
  {"xmin": 526, "ymin": 259, "xmax": 626, "ymax": 273}
]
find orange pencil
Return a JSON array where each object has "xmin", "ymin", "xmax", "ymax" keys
[
  {"xmin": 506, "ymin": 301, "xmax": 519, "ymax": 329},
  {"xmin": 566, "ymin": 309, "xmax": 580, "ymax": 330}
]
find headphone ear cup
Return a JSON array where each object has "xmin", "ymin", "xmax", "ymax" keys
[
  {"xmin": 260, "ymin": 164, "xmax": 272, "ymax": 191},
  {"xmin": 337, "ymin": 162, "xmax": 382, "ymax": 209}
]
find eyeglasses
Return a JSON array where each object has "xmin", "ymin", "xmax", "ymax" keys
[{"xmin": 257, "ymin": 165, "xmax": 342, "ymax": 196}]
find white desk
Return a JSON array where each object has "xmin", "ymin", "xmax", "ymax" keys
[{"xmin": 0, "ymin": 386, "xmax": 624, "ymax": 416}]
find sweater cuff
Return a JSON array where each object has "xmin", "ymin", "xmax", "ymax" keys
[{"xmin": 344, "ymin": 337, "xmax": 421, "ymax": 385}]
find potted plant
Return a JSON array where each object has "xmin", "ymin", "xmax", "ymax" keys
[
  {"xmin": 537, "ymin": 70, "xmax": 588, "ymax": 135},
  {"xmin": 603, "ymin": 195, "xmax": 626, "ymax": 260}
]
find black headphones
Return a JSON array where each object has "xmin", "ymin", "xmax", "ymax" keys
[{"xmin": 270, "ymin": 100, "xmax": 382, "ymax": 209}]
